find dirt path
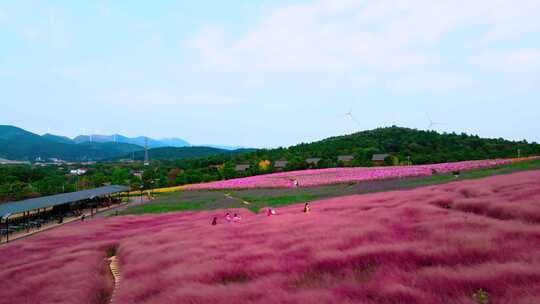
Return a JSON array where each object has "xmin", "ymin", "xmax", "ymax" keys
[{"xmin": 224, "ymin": 193, "xmax": 251, "ymax": 205}]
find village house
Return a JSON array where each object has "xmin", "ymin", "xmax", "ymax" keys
[
  {"xmin": 337, "ymin": 155, "xmax": 354, "ymax": 163},
  {"xmin": 273, "ymin": 160, "xmax": 288, "ymax": 171},
  {"xmin": 235, "ymin": 164, "xmax": 250, "ymax": 172},
  {"xmin": 69, "ymin": 168, "xmax": 88, "ymax": 176},
  {"xmin": 372, "ymin": 154, "xmax": 389, "ymax": 166},
  {"xmin": 305, "ymin": 158, "xmax": 322, "ymax": 166},
  {"xmin": 132, "ymin": 170, "xmax": 144, "ymax": 179}
]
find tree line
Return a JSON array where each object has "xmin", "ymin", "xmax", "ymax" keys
[{"xmin": 1, "ymin": 127, "xmax": 538, "ymax": 202}]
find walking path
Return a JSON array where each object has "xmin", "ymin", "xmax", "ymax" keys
[
  {"xmin": 108, "ymin": 255, "xmax": 121, "ymax": 304},
  {"xmin": 224, "ymin": 193, "xmax": 251, "ymax": 205}
]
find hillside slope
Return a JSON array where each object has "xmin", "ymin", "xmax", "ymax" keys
[
  {"xmin": 73, "ymin": 134, "xmax": 190, "ymax": 148},
  {"xmin": 121, "ymin": 146, "xmax": 255, "ymax": 161},
  {"xmin": 177, "ymin": 127, "xmax": 540, "ymax": 170},
  {"xmin": 0, "ymin": 125, "xmax": 143, "ymax": 162}
]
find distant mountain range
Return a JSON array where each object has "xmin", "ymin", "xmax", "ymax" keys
[
  {"xmin": 0, "ymin": 125, "xmax": 142, "ymax": 162},
  {"xmin": 0, "ymin": 125, "xmax": 248, "ymax": 162},
  {"xmin": 116, "ymin": 146, "xmax": 256, "ymax": 161},
  {"xmin": 71, "ymin": 134, "xmax": 190, "ymax": 148}
]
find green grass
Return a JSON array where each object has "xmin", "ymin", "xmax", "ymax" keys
[
  {"xmin": 120, "ymin": 200, "xmax": 209, "ymax": 215},
  {"xmin": 402, "ymin": 158, "xmax": 540, "ymax": 187},
  {"xmin": 241, "ymin": 194, "xmax": 318, "ymax": 213}
]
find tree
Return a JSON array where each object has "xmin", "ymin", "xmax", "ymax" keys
[
  {"xmin": 258, "ymin": 160, "xmax": 271, "ymax": 171},
  {"xmin": 92, "ymin": 172, "xmax": 108, "ymax": 187},
  {"xmin": 111, "ymin": 168, "xmax": 130, "ymax": 185},
  {"xmin": 141, "ymin": 169, "xmax": 156, "ymax": 189},
  {"xmin": 384, "ymin": 155, "xmax": 399, "ymax": 166},
  {"xmin": 219, "ymin": 162, "xmax": 236, "ymax": 180},
  {"xmin": 167, "ymin": 168, "xmax": 182, "ymax": 186}
]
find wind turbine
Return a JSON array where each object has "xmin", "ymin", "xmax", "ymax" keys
[
  {"xmin": 426, "ymin": 113, "xmax": 445, "ymax": 131},
  {"xmin": 345, "ymin": 109, "xmax": 361, "ymax": 128}
]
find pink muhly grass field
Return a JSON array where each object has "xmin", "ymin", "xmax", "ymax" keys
[
  {"xmin": 184, "ymin": 158, "xmax": 538, "ymax": 190},
  {"xmin": 1, "ymin": 171, "xmax": 540, "ymax": 303}
]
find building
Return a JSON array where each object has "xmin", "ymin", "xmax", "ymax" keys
[
  {"xmin": 69, "ymin": 168, "xmax": 88, "ymax": 176},
  {"xmin": 235, "ymin": 164, "xmax": 250, "ymax": 172},
  {"xmin": 132, "ymin": 170, "xmax": 144, "ymax": 179},
  {"xmin": 0, "ymin": 185, "xmax": 129, "ymax": 243},
  {"xmin": 372, "ymin": 154, "xmax": 389, "ymax": 166},
  {"xmin": 0, "ymin": 158, "xmax": 31, "ymax": 165},
  {"xmin": 274, "ymin": 160, "xmax": 288, "ymax": 171},
  {"xmin": 337, "ymin": 155, "xmax": 354, "ymax": 163},
  {"xmin": 306, "ymin": 158, "xmax": 322, "ymax": 166}
]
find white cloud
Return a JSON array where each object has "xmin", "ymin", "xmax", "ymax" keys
[
  {"xmin": 97, "ymin": 90, "xmax": 247, "ymax": 107},
  {"xmin": 192, "ymin": 0, "xmax": 540, "ymax": 90},
  {"xmin": 19, "ymin": 7, "xmax": 70, "ymax": 49},
  {"xmin": 472, "ymin": 49, "xmax": 540, "ymax": 86},
  {"xmin": 390, "ymin": 72, "xmax": 476, "ymax": 92}
]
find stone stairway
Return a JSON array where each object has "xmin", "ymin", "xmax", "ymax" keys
[{"xmin": 108, "ymin": 256, "xmax": 121, "ymax": 304}]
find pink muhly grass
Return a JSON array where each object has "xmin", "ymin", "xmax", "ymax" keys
[
  {"xmin": 184, "ymin": 157, "xmax": 540, "ymax": 190},
  {"xmin": 0, "ymin": 170, "xmax": 540, "ymax": 303}
]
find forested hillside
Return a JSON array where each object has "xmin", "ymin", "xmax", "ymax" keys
[
  {"xmin": 171, "ymin": 126, "xmax": 540, "ymax": 170},
  {"xmin": 119, "ymin": 146, "xmax": 254, "ymax": 161},
  {"xmin": 0, "ymin": 125, "xmax": 143, "ymax": 161}
]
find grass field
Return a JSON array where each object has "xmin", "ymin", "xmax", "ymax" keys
[
  {"xmin": 2, "ymin": 170, "xmax": 540, "ymax": 303},
  {"xmin": 120, "ymin": 158, "xmax": 540, "ymax": 215}
]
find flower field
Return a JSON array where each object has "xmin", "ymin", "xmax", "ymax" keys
[
  {"xmin": 184, "ymin": 158, "xmax": 539, "ymax": 190},
  {"xmin": 1, "ymin": 170, "xmax": 540, "ymax": 303}
]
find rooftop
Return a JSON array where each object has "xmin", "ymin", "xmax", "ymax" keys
[{"xmin": 0, "ymin": 185, "xmax": 129, "ymax": 218}]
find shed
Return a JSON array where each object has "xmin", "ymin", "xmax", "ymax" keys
[
  {"xmin": 306, "ymin": 158, "xmax": 322, "ymax": 165},
  {"xmin": 337, "ymin": 155, "xmax": 354, "ymax": 162},
  {"xmin": 372, "ymin": 154, "xmax": 389, "ymax": 166},
  {"xmin": 0, "ymin": 185, "xmax": 129, "ymax": 218},
  {"xmin": 235, "ymin": 164, "xmax": 250, "ymax": 172},
  {"xmin": 274, "ymin": 160, "xmax": 288, "ymax": 169}
]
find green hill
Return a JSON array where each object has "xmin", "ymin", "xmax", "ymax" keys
[
  {"xmin": 121, "ymin": 146, "xmax": 255, "ymax": 161},
  {"xmin": 41, "ymin": 133, "xmax": 75, "ymax": 144},
  {"xmin": 172, "ymin": 126, "xmax": 540, "ymax": 172},
  {"xmin": 0, "ymin": 125, "xmax": 143, "ymax": 162}
]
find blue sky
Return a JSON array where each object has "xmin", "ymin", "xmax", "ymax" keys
[{"xmin": 1, "ymin": 0, "xmax": 539, "ymax": 148}]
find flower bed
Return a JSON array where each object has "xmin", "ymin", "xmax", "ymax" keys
[{"xmin": 185, "ymin": 157, "xmax": 539, "ymax": 190}]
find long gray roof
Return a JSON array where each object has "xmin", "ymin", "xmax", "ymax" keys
[
  {"xmin": 0, "ymin": 185, "xmax": 129, "ymax": 218},
  {"xmin": 372, "ymin": 154, "xmax": 390, "ymax": 161}
]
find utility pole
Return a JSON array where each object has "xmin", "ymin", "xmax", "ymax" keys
[
  {"xmin": 518, "ymin": 149, "xmax": 521, "ymax": 158},
  {"xmin": 144, "ymin": 137, "xmax": 149, "ymax": 166}
]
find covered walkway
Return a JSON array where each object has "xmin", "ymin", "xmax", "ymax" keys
[{"xmin": 0, "ymin": 185, "xmax": 129, "ymax": 243}]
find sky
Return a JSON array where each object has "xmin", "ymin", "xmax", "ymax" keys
[{"xmin": 1, "ymin": 0, "xmax": 539, "ymax": 148}]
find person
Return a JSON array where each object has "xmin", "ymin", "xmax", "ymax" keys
[
  {"xmin": 303, "ymin": 202, "xmax": 310, "ymax": 213},
  {"xmin": 225, "ymin": 212, "xmax": 232, "ymax": 222},
  {"xmin": 233, "ymin": 213, "xmax": 241, "ymax": 222},
  {"xmin": 267, "ymin": 208, "xmax": 276, "ymax": 216},
  {"xmin": 211, "ymin": 217, "xmax": 217, "ymax": 225},
  {"xmin": 81, "ymin": 214, "xmax": 86, "ymax": 222},
  {"xmin": 294, "ymin": 179, "xmax": 299, "ymax": 188}
]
